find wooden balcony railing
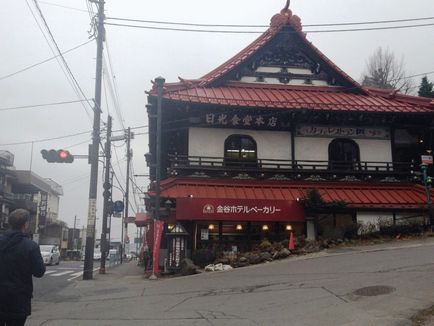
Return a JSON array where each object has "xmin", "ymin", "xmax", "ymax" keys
[{"xmin": 168, "ymin": 154, "xmax": 414, "ymax": 179}]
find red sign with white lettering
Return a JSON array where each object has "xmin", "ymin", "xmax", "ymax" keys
[
  {"xmin": 152, "ymin": 220, "xmax": 164, "ymax": 275},
  {"xmin": 176, "ymin": 198, "xmax": 305, "ymax": 222}
]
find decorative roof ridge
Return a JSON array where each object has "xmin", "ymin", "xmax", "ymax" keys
[
  {"xmin": 146, "ymin": 78, "xmax": 205, "ymax": 96},
  {"xmin": 363, "ymin": 86, "xmax": 434, "ymax": 108}
]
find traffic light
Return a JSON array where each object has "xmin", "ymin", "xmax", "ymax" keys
[{"xmin": 41, "ymin": 149, "xmax": 74, "ymax": 163}]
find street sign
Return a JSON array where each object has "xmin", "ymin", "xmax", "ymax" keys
[
  {"xmin": 113, "ymin": 200, "xmax": 124, "ymax": 213},
  {"xmin": 113, "ymin": 212, "xmax": 122, "ymax": 218},
  {"xmin": 125, "ymin": 216, "xmax": 135, "ymax": 224},
  {"xmin": 421, "ymin": 155, "xmax": 433, "ymax": 164}
]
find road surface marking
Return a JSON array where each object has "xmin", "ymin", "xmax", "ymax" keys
[
  {"xmin": 44, "ymin": 270, "xmax": 56, "ymax": 274},
  {"xmin": 51, "ymin": 270, "xmax": 75, "ymax": 276},
  {"xmin": 67, "ymin": 267, "xmax": 99, "ymax": 282}
]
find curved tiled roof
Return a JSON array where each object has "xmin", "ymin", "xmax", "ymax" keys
[
  {"xmin": 147, "ymin": 3, "xmax": 434, "ymax": 114},
  {"xmin": 162, "ymin": 83, "xmax": 434, "ymax": 113}
]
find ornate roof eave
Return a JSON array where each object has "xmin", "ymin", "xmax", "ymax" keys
[{"xmin": 363, "ymin": 86, "xmax": 434, "ymax": 109}]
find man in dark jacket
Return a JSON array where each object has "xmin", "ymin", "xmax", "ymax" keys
[{"xmin": 0, "ymin": 209, "xmax": 45, "ymax": 326}]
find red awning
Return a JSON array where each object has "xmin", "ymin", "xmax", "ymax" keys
[
  {"xmin": 135, "ymin": 212, "xmax": 151, "ymax": 227},
  {"xmin": 153, "ymin": 178, "xmax": 429, "ymax": 210}
]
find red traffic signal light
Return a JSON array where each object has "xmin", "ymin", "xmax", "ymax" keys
[
  {"xmin": 41, "ymin": 149, "xmax": 74, "ymax": 163},
  {"xmin": 57, "ymin": 150, "xmax": 74, "ymax": 163}
]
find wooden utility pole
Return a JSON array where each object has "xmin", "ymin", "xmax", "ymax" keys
[
  {"xmin": 100, "ymin": 115, "xmax": 112, "ymax": 274},
  {"xmin": 121, "ymin": 127, "xmax": 131, "ymax": 263},
  {"xmin": 83, "ymin": 0, "xmax": 105, "ymax": 280}
]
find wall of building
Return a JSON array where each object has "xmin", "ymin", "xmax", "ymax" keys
[
  {"xmin": 189, "ymin": 127, "xmax": 291, "ymax": 160},
  {"xmin": 189, "ymin": 128, "xmax": 393, "ymax": 164},
  {"xmin": 356, "ymin": 211, "xmax": 425, "ymax": 228},
  {"xmin": 47, "ymin": 192, "xmax": 60, "ymax": 221},
  {"xmin": 295, "ymin": 137, "xmax": 392, "ymax": 162}
]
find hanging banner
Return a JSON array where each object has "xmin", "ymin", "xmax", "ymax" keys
[{"xmin": 152, "ymin": 220, "xmax": 164, "ymax": 275}]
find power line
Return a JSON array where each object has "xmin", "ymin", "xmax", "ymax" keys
[
  {"xmin": 390, "ymin": 71, "xmax": 434, "ymax": 82},
  {"xmin": 105, "ymin": 21, "xmax": 434, "ymax": 34},
  {"xmin": 106, "ymin": 15, "xmax": 434, "ymax": 29},
  {"xmin": 0, "ymin": 130, "xmax": 91, "ymax": 146},
  {"xmin": 0, "ymin": 39, "xmax": 94, "ymax": 81},
  {"xmin": 0, "ymin": 99, "xmax": 91, "ymax": 112},
  {"xmin": 39, "ymin": 1, "xmax": 88, "ymax": 13},
  {"xmin": 26, "ymin": 0, "xmax": 94, "ymax": 120}
]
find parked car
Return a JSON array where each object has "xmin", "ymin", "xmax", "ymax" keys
[
  {"xmin": 39, "ymin": 245, "xmax": 60, "ymax": 265},
  {"xmin": 93, "ymin": 251, "xmax": 101, "ymax": 260}
]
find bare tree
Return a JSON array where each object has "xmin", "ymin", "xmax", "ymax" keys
[{"xmin": 361, "ymin": 47, "xmax": 414, "ymax": 94}]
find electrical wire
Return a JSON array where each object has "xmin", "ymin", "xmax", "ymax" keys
[
  {"xmin": 105, "ymin": 21, "xmax": 434, "ymax": 34},
  {"xmin": 112, "ymin": 168, "xmax": 137, "ymax": 215},
  {"xmin": 106, "ymin": 15, "xmax": 434, "ymax": 29},
  {"xmin": 0, "ymin": 125, "xmax": 147, "ymax": 147},
  {"xmin": 104, "ymin": 38, "xmax": 126, "ymax": 130},
  {"xmin": 25, "ymin": 0, "xmax": 94, "ymax": 120},
  {"xmin": 0, "ymin": 99, "xmax": 91, "ymax": 112},
  {"xmin": 39, "ymin": 0, "xmax": 88, "ymax": 13},
  {"xmin": 0, "ymin": 39, "xmax": 94, "ymax": 81},
  {"xmin": 0, "ymin": 130, "xmax": 92, "ymax": 146}
]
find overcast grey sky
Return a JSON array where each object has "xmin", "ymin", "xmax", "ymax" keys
[{"xmin": 1, "ymin": 0, "xmax": 434, "ymax": 241}]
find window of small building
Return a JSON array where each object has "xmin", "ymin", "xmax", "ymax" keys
[
  {"xmin": 224, "ymin": 135, "xmax": 257, "ymax": 166},
  {"xmin": 328, "ymin": 138, "xmax": 360, "ymax": 170}
]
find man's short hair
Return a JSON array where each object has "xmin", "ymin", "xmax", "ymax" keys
[{"xmin": 9, "ymin": 209, "xmax": 30, "ymax": 230}]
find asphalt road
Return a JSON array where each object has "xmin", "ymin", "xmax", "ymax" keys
[
  {"xmin": 28, "ymin": 239, "xmax": 434, "ymax": 325},
  {"xmin": 33, "ymin": 260, "xmax": 95, "ymax": 301}
]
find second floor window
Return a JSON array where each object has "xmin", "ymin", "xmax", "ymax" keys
[
  {"xmin": 329, "ymin": 138, "xmax": 360, "ymax": 170},
  {"xmin": 224, "ymin": 135, "xmax": 257, "ymax": 166}
]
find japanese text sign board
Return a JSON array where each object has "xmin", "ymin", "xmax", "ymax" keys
[
  {"xmin": 421, "ymin": 155, "xmax": 433, "ymax": 165},
  {"xmin": 176, "ymin": 198, "xmax": 305, "ymax": 222}
]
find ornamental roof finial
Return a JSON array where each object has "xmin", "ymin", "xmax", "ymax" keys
[{"xmin": 282, "ymin": 0, "xmax": 290, "ymax": 13}]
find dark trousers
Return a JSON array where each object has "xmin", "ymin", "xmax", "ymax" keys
[{"xmin": 0, "ymin": 317, "xmax": 27, "ymax": 326}]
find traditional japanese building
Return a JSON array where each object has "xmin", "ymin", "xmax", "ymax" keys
[{"xmin": 142, "ymin": 1, "xmax": 434, "ymax": 259}]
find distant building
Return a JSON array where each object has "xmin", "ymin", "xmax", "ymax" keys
[
  {"xmin": 12, "ymin": 170, "xmax": 63, "ymax": 239},
  {"xmin": 0, "ymin": 151, "xmax": 16, "ymax": 231}
]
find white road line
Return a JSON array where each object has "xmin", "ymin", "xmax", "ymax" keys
[
  {"xmin": 67, "ymin": 267, "xmax": 99, "ymax": 282},
  {"xmin": 44, "ymin": 270, "xmax": 56, "ymax": 275},
  {"xmin": 51, "ymin": 270, "xmax": 75, "ymax": 276}
]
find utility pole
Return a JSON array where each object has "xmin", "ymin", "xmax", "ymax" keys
[
  {"xmin": 100, "ymin": 115, "xmax": 112, "ymax": 274},
  {"xmin": 121, "ymin": 127, "xmax": 131, "ymax": 264},
  {"xmin": 83, "ymin": 0, "xmax": 105, "ymax": 280},
  {"xmin": 73, "ymin": 215, "xmax": 77, "ymax": 250}
]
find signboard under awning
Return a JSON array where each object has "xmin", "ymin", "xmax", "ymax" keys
[
  {"xmin": 176, "ymin": 198, "xmax": 305, "ymax": 222},
  {"xmin": 135, "ymin": 212, "xmax": 151, "ymax": 227}
]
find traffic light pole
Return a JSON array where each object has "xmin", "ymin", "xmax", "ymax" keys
[
  {"xmin": 121, "ymin": 127, "xmax": 131, "ymax": 264},
  {"xmin": 83, "ymin": 0, "xmax": 105, "ymax": 280},
  {"xmin": 100, "ymin": 115, "xmax": 112, "ymax": 274}
]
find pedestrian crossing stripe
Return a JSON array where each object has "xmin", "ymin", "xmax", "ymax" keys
[
  {"xmin": 44, "ymin": 270, "xmax": 56, "ymax": 275},
  {"xmin": 51, "ymin": 270, "xmax": 75, "ymax": 276}
]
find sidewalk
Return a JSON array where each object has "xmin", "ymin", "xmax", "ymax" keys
[{"xmin": 29, "ymin": 261, "xmax": 148, "ymax": 326}]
